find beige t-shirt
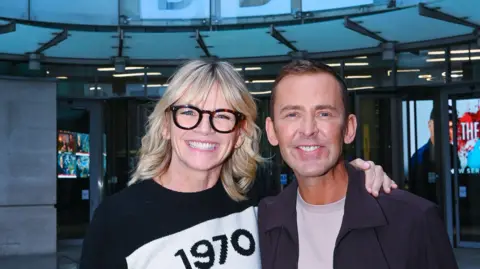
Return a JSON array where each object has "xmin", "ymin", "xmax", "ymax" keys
[{"xmin": 296, "ymin": 190, "xmax": 345, "ymax": 269}]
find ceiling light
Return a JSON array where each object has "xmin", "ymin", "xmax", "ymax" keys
[
  {"xmin": 89, "ymin": 87, "xmax": 102, "ymax": 91},
  {"xmin": 441, "ymin": 70, "xmax": 463, "ymax": 77},
  {"xmin": 250, "ymin": 91, "xmax": 271, "ymax": 95},
  {"xmin": 142, "ymin": 84, "xmax": 169, "ymax": 87},
  {"xmin": 354, "ymin": 56, "xmax": 368, "ymax": 59},
  {"xmin": 113, "ymin": 72, "xmax": 161, "ymax": 78},
  {"xmin": 56, "ymin": 76, "xmax": 68, "ymax": 79},
  {"xmin": 426, "ymin": 58, "xmax": 446, "ymax": 62},
  {"xmin": 348, "ymin": 86, "xmax": 374, "ymax": 91},
  {"xmin": 345, "ymin": 62, "xmax": 369, "ymax": 66},
  {"xmin": 429, "ymin": 49, "xmax": 480, "ymax": 55},
  {"xmin": 387, "ymin": 69, "xmax": 421, "ymax": 76},
  {"xmin": 235, "ymin": 67, "xmax": 262, "ymax": 71},
  {"xmin": 345, "ymin": 75, "xmax": 372, "ymax": 79},
  {"xmin": 418, "ymin": 74, "xmax": 432, "ymax": 79},
  {"xmin": 251, "ymin": 80, "xmax": 275, "ymax": 83},
  {"xmin": 326, "ymin": 62, "xmax": 369, "ymax": 67},
  {"xmin": 98, "ymin": 66, "xmax": 145, "ymax": 72}
]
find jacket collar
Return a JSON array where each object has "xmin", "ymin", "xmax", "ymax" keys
[{"xmin": 263, "ymin": 163, "xmax": 388, "ymax": 237}]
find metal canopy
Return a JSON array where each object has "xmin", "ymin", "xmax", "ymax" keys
[
  {"xmin": 0, "ymin": 21, "xmax": 15, "ymax": 35},
  {"xmin": 269, "ymin": 25, "xmax": 298, "ymax": 52},
  {"xmin": 0, "ymin": 0, "xmax": 478, "ymax": 65},
  {"xmin": 344, "ymin": 16, "xmax": 388, "ymax": 43},
  {"xmin": 418, "ymin": 3, "xmax": 480, "ymax": 29},
  {"xmin": 195, "ymin": 30, "xmax": 212, "ymax": 58},
  {"xmin": 35, "ymin": 29, "xmax": 68, "ymax": 54}
]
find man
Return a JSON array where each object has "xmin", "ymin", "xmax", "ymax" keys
[
  {"xmin": 258, "ymin": 60, "xmax": 458, "ymax": 269},
  {"xmin": 409, "ymin": 106, "xmax": 460, "ymax": 204}
]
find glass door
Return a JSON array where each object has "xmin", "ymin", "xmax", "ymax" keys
[
  {"xmin": 57, "ymin": 99, "xmax": 105, "ymax": 241},
  {"xmin": 450, "ymin": 94, "xmax": 480, "ymax": 248},
  {"xmin": 401, "ymin": 87, "xmax": 456, "ymax": 245},
  {"xmin": 57, "ymin": 104, "xmax": 91, "ymax": 240},
  {"xmin": 354, "ymin": 92, "xmax": 404, "ymax": 183}
]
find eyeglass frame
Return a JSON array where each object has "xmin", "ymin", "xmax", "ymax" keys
[{"xmin": 168, "ymin": 105, "xmax": 246, "ymax": 134}]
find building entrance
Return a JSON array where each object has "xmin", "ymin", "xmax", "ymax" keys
[
  {"xmin": 56, "ymin": 99, "xmax": 105, "ymax": 241},
  {"xmin": 358, "ymin": 84, "xmax": 480, "ymax": 248}
]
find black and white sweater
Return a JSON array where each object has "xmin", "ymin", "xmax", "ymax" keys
[{"xmin": 79, "ymin": 179, "xmax": 262, "ymax": 269}]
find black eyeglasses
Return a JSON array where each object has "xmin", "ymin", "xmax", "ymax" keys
[{"xmin": 168, "ymin": 105, "xmax": 245, "ymax": 134}]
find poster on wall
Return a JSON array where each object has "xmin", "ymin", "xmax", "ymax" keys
[
  {"xmin": 403, "ymin": 98, "xmax": 480, "ymax": 177},
  {"xmin": 455, "ymin": 98, "xmax": 480, "ymax": 174},
  {"xmin": 139, "ymin": 0, "xmax": 210, "ymax": 20},
  {"xmin": 302, "ymin": 0, "xmax": 374, "ymax": 12},
  {"xmin": 220, "ymin": 0, "xmax": 291, "ymax": 18},
  {"xmin": 57, "ymin": 131, "xmax": 91, "ymax": 179}
]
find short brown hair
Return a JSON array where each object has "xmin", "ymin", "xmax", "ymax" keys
[{"xmin": 269, "ymin": 60, "xmax": 349, "ymax": 120}]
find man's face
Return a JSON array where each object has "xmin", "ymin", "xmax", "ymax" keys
[
  {"xmin": 428, "ymin": 119, "xmax": 454, "ymax": 144},
  {"xmin": 266, "ymin": 73, "xmax": 357, "ymax": 179}
]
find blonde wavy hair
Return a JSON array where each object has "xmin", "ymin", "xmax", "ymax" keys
[{"xmin": 130, "ymin": 59, "xmax": 264, "ymax": 201}]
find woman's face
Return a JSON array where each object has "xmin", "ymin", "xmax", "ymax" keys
[{"xmin": 163, "ymin": 86, "xmax": 243, "ymax": 175}]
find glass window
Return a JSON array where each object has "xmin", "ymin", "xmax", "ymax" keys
[
  {"xmin": 119, "ymin": 0, "xmax": 210, "ymax": 26},
  {"xmin": 449, "ymin": 43, "xmax": 480, "ymax": 83},
  {"xmin": 214, "ymin": 0, "xmax": 293, "ymax": 25},
  {"xmin": 0, "ymin": 0, "xmax": 29, "ymax": 20},
  {"xmin": 341, "ymin": 54, "xmax": 393, "ymax": 91},
  {"xmin": 396, "ymin": 49, "xmax": 446, "ymax": 86},
  {"xmin": 30, "ymin": 0, "xmax": 118, "ymax": 25}
]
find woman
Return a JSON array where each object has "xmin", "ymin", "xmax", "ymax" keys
[{"xmin": 79, "ymin": 60, "xmax": 395, "ymax": 269}]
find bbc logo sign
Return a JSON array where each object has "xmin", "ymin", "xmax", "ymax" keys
[{"xmin": 157, "ymin": 0, "xmax": 272, "ymax": 10}]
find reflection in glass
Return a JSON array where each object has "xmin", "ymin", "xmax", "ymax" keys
[
  {"xmin": 396, "ymin": 50, "xmax": 445, "ymax": 86},
  {"xmin": 342, "ymin": 55, "xmax": 393, "ymax": 91},
  {"xmin": 448, "ymin": 43, "xmax": 480, "ymax": 83}
]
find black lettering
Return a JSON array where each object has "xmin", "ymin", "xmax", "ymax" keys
[
  {"xmin": 230, "ymin": 229, "xmax": 255, "ymax": 256},
  {"xmin": 175, "ymin": 249, "xmax": 192, "ymax": 269},
  {"xmin": 190, "ymin": 240, "xmax": 215, "ymax": 269},
  {"xmin": 212, "ymin": 234, "xmax": 228, "ymax": 264}
]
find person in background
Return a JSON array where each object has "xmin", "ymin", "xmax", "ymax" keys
[
  {"xmin": 259, "ymin": 60, "xmax": 458, "ymax": 269},
  {"xmin": 409, "ymin": 106, "xmax": 460, "ymax": 204},
  {"xmin": 79, "ymin": 60, "xmax": 396, "ymax": 269}
]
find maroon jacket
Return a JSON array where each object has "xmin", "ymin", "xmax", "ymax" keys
[{"xmin": 258, "ymin": 164, "xmax": 458, "ymax": 269}]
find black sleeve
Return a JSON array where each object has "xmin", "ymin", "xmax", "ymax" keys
[
  {"xmin": 79, "ymin": 202, "xmax": 110, "ymax": 269},
  {"xmin": 423, "ymin": 205, "xmax": 459, "ymax": 269}
]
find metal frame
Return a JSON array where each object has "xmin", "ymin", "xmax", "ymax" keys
[
  {"xmin": 3, "ymin": 2, "xmax": 479, "ymax": 66},
  {"xmin": 195, "ymin": 29, "xmax": 212, "ymax": 57},
  {"xmin": 0, "ymin": 21, "xmax": 16, "ymax": 35},
  {"xmin": 446, "ymin": 86, "xmax": 480, "ymax": 249},
  {"xmin": 435, "ymin": 89, "xmax": 455, "ymax": 246},
  {"xmin": 0, "ymin": 32, "xmax": 476, "ymax": 66},
  {"xmin": 269, "ymin": 24, "xmax": 298, "ymax": 52},
  {"xmin": 35, "ymin": 29, "xmax": 68, "ymax": 54},
  {"xmin": 418, "ymin": 3, "xmax": 480, "ymax": 29},
  {"xmin": 344, "ymin": 16, "xmax": 388, "ymax": 43}
]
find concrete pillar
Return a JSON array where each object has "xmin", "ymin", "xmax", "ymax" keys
[{"xmin": 0, "ymin": 77, "xmax": 57, "ymax": 256}]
